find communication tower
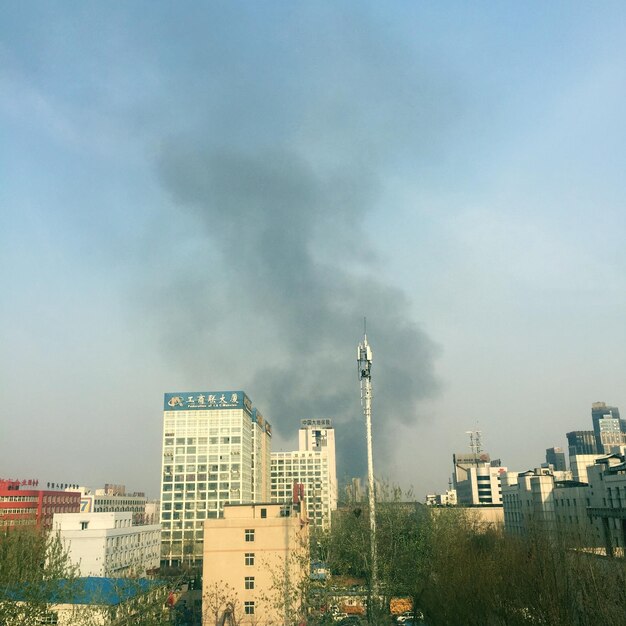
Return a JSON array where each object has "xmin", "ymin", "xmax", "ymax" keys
[{"xmin": 357, "ymin": 323, "xmax": 377, "ymax": 593}]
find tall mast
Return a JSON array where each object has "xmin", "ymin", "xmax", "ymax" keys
[{"xmin": 357, "ymin": 322, "xmax": 377, "ymax": 594}]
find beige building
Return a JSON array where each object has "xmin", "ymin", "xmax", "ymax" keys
[{"xmin": 203, "ymin": 497, "xmax": 309, "ymax": 626}]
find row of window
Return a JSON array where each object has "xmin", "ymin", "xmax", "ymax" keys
[{"xmin": 0, "ymin": 496, "xmax": 38, "ymax": 502}]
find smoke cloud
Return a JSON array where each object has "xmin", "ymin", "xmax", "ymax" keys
[{"xmin": 154, "ymin": 143, "xmax": 439, "ymax": 479}]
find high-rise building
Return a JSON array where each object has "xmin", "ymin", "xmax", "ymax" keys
[
  {"xmin": 591, "ymin": 402, "xmax": 624, "ymax": 454},
  {"xmin": 159, "ymin": 391, "xmax": 272, "ymax": 566},
  {"xmin": 271, "ymin": 419, "xmax": 337, "ymax": 529},
  {"xmin": 566, "ymin": 431, "xmax": 598, "ymax": 456},
  {"xmin": 545, "ymin": 447, "xmax": 567, "ymax": 472}
]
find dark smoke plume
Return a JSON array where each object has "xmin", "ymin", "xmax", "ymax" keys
[{"xmin": 155, "ymin": 143, "xmax": 439, "ymax": 480}]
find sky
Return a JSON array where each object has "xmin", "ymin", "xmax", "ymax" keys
[{"xmin": 2, "ymin": 2, "xmax": 626, "ymax": 499}]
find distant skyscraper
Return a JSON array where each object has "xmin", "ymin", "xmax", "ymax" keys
[
  {"xmin": 591, "ymin": 402, "xmax": 624, "ymax": 454},
  {"xmin": 545, "ymin": 447, "xmax": 567, "ymax": 472},
  {"xmin": 159, "ymin": 391, "xmax": 271, "ymax": 566},
  {"xmin": 566, "ymin": 431, "xmax": 598, "ymax": 456}
]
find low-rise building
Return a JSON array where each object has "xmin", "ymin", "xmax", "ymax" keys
[
  {"xmin": 2, "ymin": 577, "xmax": 167, "ymax": 626},
  {"xmin": 0, "ymin": 480, "xmax": 80, "ymax": 529},
  {"xmin": 425, "ymin": 489, "xmax": 457, "ymax": 507},
  {"xmin": 502, "ymin": 457, "xmax": 626, "ymax": 554},
  {"xmin": 203, "ymin": 492, "xmax": 309, "ymax": 626},
  {"xmin": 569, "ymin": 454, "xmax": 602, "ymax": 483},
  {"xmin": 72, "ymin": 486, "xmax": 147, "ymax": 526},
  {"xmin": 53, "ymin": 512, "xmax": 161, "ymax": 577},
  {"xmin": 586, "ymin": 455, "xmax": 626, "ymax": 556}
]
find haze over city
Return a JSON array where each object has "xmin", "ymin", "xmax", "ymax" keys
[{"xmin": 2, "ymin": 3, "xmax": 626, "ymax": 498}]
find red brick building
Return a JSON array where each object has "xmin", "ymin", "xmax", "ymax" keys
[{"xmin": 0, "ymin": 480, "xmax": 81, "ymax": 529}]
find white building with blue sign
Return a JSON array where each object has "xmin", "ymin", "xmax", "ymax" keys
[{"xmin": 159, "ymin": 391, "xmax": 272, "ymax": 566}]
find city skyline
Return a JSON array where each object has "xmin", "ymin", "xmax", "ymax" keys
[{"xmin": 2, "ymin": 3, "xmax": 626, "ymax": 498}]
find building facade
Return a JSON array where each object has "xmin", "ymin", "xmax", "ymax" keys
[
  {"xmin": 566, "ymin": 430, "xmax": 598, "ymax": 456},
  {"xmin": 452, "ymin": 452, "xmax": 507, "ymax": 506},
  {"xmin": 502, "ymin": 458, "xmax": 626, "ymax": 555},
  {"xmin": 271, "ymin": 419, "xmax": 337, "ymax": 529},
  {"xmin": 545, "ymin": 447, "xmax": 567, "ymax": 472},
  {"xmin": 54, "ymin": 512, "xmax": 161, "ymax": 577},
  {"xmin": 159, "ymin": 391, "xmax": 272, "ymax": 565},
  {"xmin": 591, "ymin": 402, "xmax": 624, "ymax": 454},
  {"xmin": 74, "ymin": 486, "xmax": 147, "ymax": 526},
  {"xmin": 0, "ymin": 480, "xmax": 80, "ymax": 528},
  {"xmin": 203, "ymin": 495, "xmax": 309, "ymax": 626}
]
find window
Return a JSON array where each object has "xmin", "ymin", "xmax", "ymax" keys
[
  {"xmin": 260, "ymin": 508, "xmax": 267, "ymax": 518},
  {"xmin": 245, "ymin": 576, "xmax": 255, "ymax": 589},
  {"xmin": 244, "ymin": 601, "xmax": 255, "ymax": 615},
  {"xmin": 245, "ymin": 552, "xmax": 255, "ymax": 566},
  {"xmin": 80, "ymin": 521, "xmax": 89, "ymax": 530},
  {"xmin": 245, "ymin": 529, "xmax": 255, "ymax": 542}
]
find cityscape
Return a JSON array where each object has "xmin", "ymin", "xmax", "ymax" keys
[{"xmin": 3, "ymin": 2, "xmax": 626, "ymax": 625}]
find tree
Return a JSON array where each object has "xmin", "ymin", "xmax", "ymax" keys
[
  {"xmin": 0, "ymin": 525, "xmax": 79, "ymax": 624},
  {"xmin": 203, "ymin": 580, "xmax": 244, "ymax": 626},
  {"xmin": 0, "ymin": 526, "xmax": 174, "ymax": 626}
]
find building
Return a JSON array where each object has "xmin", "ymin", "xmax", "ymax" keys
[
  {"xmin": 569, "ymin": 454, "xmax": 602, "ymax": 483},
  {"xmin": 74, "ymin": 485, "xmax": 147, "ymax": 525},
  {"xmin": 202, "ymin": 492, "xmax": 309, "ymax": 626},
  {"xmin": 0, "ymin": 480, "xmax": 80, "ymax": 529},
  {"xmin": 502, "ymin": 468, "xmax": 590, "ymax": 540},
  {"xmin": 299, "ymin": 419, "xmax": 338, "ymax": 510},
  {"xmin": 271, "ymin": 419, "xmax": 338, "ymax": 529},
  {"xmin": 545, "ymin": 447, "xmax": 567, "ymax": 472},
  {"xmin": 586, "ymin": 454, "xmax": 626, "ymax": 556},
  {"xmin": 453, "ymin": 452, "xmax": 491, "ymax": 486},
  {"xmin": 2, "ymin": 577, "xmax": 167, "ymax": 626},
  {"xmin": 144, "ymin": 500, "xmax": 160, "ymax": 525},
  {"xmin": 160, "ymin": 390, "xmax": 272, "ymax": 566},
  {"xmin": 452, "ymin": 452, "xmax": 507, "ymax": 506},
  {"xmin": 502, "ymin": 458, "xmax": 626, "ymax": 554},
  {"xmin": 566, "ymin": 430, "xmax": 598, "ymax": 456},
  {"xmin": 591, "ymin": 402, "xmax": 624, "ymax": 454},
  {"xmin": 54, "ymin": 512, "xmax": 161, "ymax": 577},
  {"xmin": 425, "ymin": 489, "xmax": 457, "ymax": 507}
]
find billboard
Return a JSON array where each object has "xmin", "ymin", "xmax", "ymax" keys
[{"xmin": 164, "ymin": 391, "xmax": 252, "ymax": 415}]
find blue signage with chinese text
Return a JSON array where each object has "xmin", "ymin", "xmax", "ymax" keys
[{"xmin": 164, "ymin": 391, "xmax": 251, "ymax": 414}]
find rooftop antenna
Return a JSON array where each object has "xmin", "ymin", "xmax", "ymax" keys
[
  {"xmin": 357, "ymin": 321, "xmax": 377, "ymax": 594},
  {"xmin": 466, "ymin": 430, "xmax": 483, "ymax": 456}
]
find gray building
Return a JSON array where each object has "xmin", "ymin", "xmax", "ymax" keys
[
  {"xmin": 566, "ymin": 430, "xmax": 598, "ymax": 456},
  {"xmin": 545, "ymin": 447, "xmax": 567, "ymax": 472},
  {"xmin": 591, "ymin": 402, "xmax": 624, "ymax": 454}
]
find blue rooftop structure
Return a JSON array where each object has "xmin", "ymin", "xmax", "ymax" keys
[{"xmin": 6, "ymin": 577, "xmax": 165, "ymax": 605}]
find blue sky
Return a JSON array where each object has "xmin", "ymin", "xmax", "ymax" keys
[{"xmin": 2, "ymin": 2, "xmax": 626, "ymax": 497}]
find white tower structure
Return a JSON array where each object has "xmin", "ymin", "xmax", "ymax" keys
[{"xmin": 357, "ymin": 328, "xmax": 377, "ymax": 593}]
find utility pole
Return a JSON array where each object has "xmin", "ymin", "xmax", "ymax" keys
[{"xmin": 357, "ymin": 323, "xmax": 377, "ymax": 594}]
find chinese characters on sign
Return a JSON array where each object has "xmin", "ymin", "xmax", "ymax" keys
[
  {"xmin": 165, "ymin": 391, "xmax": 246, "ymax": 411},
  {"xmin": 0, "ymin": 478, "xmax": 39, "ymax": 487}
]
